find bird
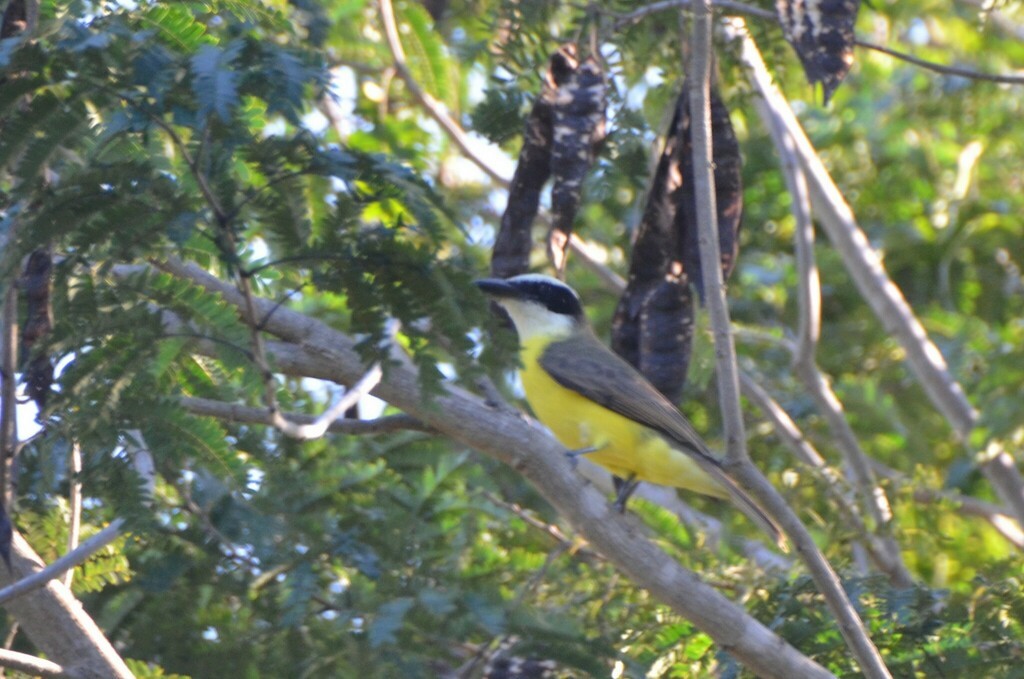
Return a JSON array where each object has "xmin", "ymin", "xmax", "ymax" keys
[{"xmin": 476, "ymin": 273, "xmax": 784, "ymax": 548}]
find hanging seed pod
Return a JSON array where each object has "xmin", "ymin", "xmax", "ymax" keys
[
  {"xmin": 777, "ymin": 0, "xmax": 861, "ymax": 104},
  {"xmin": 21, "ymin": 248, "xmax": 53, "ymax": 346},
  {"xmin": 611, "ymin": 95, "xmax": 685, "ymax": 372},
  {"xmin": 20, "ymin": 249, "xmax": 54, "ymax": 411},
  {"xmin": 676, "ymin": 85, "xmax": 743, "ymax": 302},
  {"xmin": 547, "ymin": 49, "xmax": 607, "ymax": 277},
  {"xmin": 490, "ymin": 50, "xmax": 563, "ymax": 278},
  {"xmin": 638, "ymin": 277, "xmax": 694, "ymax": 404}
]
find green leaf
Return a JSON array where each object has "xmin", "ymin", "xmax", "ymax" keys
[
  {"xmin": 369, "ymin": 597, "xmax": 415, "ymax": 647},
  {"xmin": 191, "ymin": 41, "xmax": 244, "ymax": 122},
  {"xmin": 395, "ymin": 1, "xmax": 459, "ymax": 114},
  {"xmin": 140, "ymin": 4, "xmax": 213, "ymax": 52}
]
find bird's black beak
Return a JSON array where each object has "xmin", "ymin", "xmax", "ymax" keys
[{"xmin": 474, "ymin": 278, "xmax": 520, "ymax": 299}]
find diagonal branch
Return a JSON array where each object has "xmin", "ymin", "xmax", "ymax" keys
[
  {"xmin": 154, "ymin": 256, "xmax": 835, "ymax": 678},
  {"xmin": 378, "ymin": 0, "xmax": 511, "ymax": 187},
  {"xmin": 757, "ymin": 90, "xmax": 912, "ymax": 587},
  {"xmin": 269, "ymin": 362, "xmax": 383, "ymax": 440},
  {"xmin": 690, "ymin": 6, "xmax": 890, "ymax": 678},
  {"xmin": 0, "ymin": 520, "xmax": 125, "ymax": 607},
  {"xmin": 728, "ymin": 18, "xmax": 1024, "ymax": 533},
  {"xmin": 0, "ymin": 649, "xmax": 66, "ymax": 678}
]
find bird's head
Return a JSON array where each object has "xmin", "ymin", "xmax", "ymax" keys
[{"xmin": 475, "ymin": 274, "xmax": 585, "ymax": 341}]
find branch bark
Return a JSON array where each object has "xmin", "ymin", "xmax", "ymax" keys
[
  {"xmin": 0, "ymin": 649, "xmax": 66, "ymax": 678},
  {"xmin": 0, "ymin": 531, "xmax": 132, "ymax": 678},
  {"xmin": 0, "ymin": 287, "xmax": 16, "ymax": 509},
  {"xmin": 153, "ymin": 256, "xmax": 834, "ymax": 678}
]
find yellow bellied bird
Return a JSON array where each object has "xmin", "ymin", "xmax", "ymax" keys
[{"xmin": 477, "ymin": 274, "xmax": 783, "ymax": 547}]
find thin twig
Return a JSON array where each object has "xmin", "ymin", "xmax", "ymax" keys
[
  {"xmin": 0, "ymin": 519, "xmax": 125, "ymax": 606},
  {"xmin": 178, "ymin": 396, "xmax": 433, "ymax": 435},
  {"xmin": 691, "ymin": 8, "xmax": 891, "ymax": 678},
  {"xmin": 378, "ymin": 0, "xmax": 511, "ymax": 186},
  {"xmin": 0, "ymin": 649, "xmax": 66, "ymax": 678},
  {"xmin": 868, "ymin": 460, "xmax": 1024, "ymax": 550},
  {"xmin": 854, "ymin": 38, "xmax": 1024, "ymax": 85},
  {"xmin": 271, "ymin": 363, "xmax": 383, "ymax": 440},
  {"xmin": 63, "ymin": 443, "xmax": 82, "ymax": 589},
  {"xmin": 740, "ymin": 371, "xmax": 913, "ymax": 583},
  {"xmin": 567, "ymin": 235, "xmax": 626, "ymax": 293},
  {"xmin": 760, "ymin": 95, "xmax": 912, "ymax": 586},
  {"xmin": 481, "ymin": 490, "xmax": 600, "ymax": 562}
]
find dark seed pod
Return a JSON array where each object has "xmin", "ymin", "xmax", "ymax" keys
[
  {"xmin": 611, "ymin": 95, "xmax": 685, "ymax": 372},
  {"xmin": 21, "ymin": 249, "xmax": 53, "ymax": 346},
  {"xmin": 639, "ymin": 278, "xmax": 694, "ymax": 404},
  {"xmin": 777, "ymin": 0, "xmax": 861, "ymax": 104},
  {"xmin": 676, "ymin": 87, "xmax": 743, "ymax": 300},
  {"xmin": 547, "ymin": 49, "xmax": 606, "ymax": 276},
  {"xmin": 491, "ymin": 45, "xmax": 606, "ymax": 279},
  {"xmin": 490, "ymin": 51, "xmax": 561, "ymax": 278},
  {"xmin": 20, "ymin": 249, "xmax": 54, "ymax": 411}
]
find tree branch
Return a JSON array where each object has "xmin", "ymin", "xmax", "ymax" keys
[
  {"xmin": 728, "ymin": 18, "xmax": 1024, "ymax": 533},
  {"xmin": 730, "ymin": 18, "xmax": 977, "ymax": 437},
  {"xmin": 0, "ymin": 649, "xmax": 66, "ymax": 678},
  {"xmin": 868, "ymin": 460, "xmax": 1024, "ymax": 550},
  {"xmin": 377, "ymin": 0, "xmax": 511, "ymax": 187},
  {"xmin": 612, "ymin": 0, "xmax": 1024, "ymax": 84},
  {"xmin": 740, "ymin": 370, "xmax": 913, "ymax": 583},
  {"xmin": 757, "ymin": 93, "xmax": 912, "ymax": 587},
  {"xmin": 154, "ymin": 257, "xmax": 836, "ymax": 678},
  {"xmin": 689, "ymin": 0, "xmax": 746, "ymax": 464},
  {"xmin": 0, "ymin": 520, "xmax": 125, "ymax": 606},
  {"xmin": 0, "ymin": 531, "xmax": 132, "ymax": 678},
  {"xmin": 691, "ymin": 8, "xmax": 890, "ymax": 677},
  {"xmin": 63, "ymin": 443, "xmax": 82, "ymax": 589},
  {"xmin": 0, "ymin": 287, "xmax": 17, "ymax": 509}
]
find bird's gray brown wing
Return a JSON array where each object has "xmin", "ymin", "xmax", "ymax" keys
[
  {"xmin": 540, "ymin": 331, "xmax": 787, "ymax": 549},
  {"xmin": 539, "ymin": 332, "xmax": 717, "ymax": 464}
]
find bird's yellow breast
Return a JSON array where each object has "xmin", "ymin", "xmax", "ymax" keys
[{"xmin": 519, "ymin": 336, "xmax": 727, "ymax": 499}]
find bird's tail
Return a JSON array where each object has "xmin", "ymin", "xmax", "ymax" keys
[{"xmin": 703, "ymin": 464, "xmax": 788, "ymax": 552}]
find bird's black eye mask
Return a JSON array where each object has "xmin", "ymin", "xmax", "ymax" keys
[{"xmin": 475, "ymin": 278, "xmax": 584, "ymax": 319}]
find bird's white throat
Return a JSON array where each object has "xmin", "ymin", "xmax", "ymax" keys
[{"xmin": 498, "ymin": 299, "xmax": 577, "ymax": 341}]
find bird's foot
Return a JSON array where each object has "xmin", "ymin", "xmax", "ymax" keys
[{"xmin": 612, "ymin": 476, "xmax": 640, "ymax": 513}]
